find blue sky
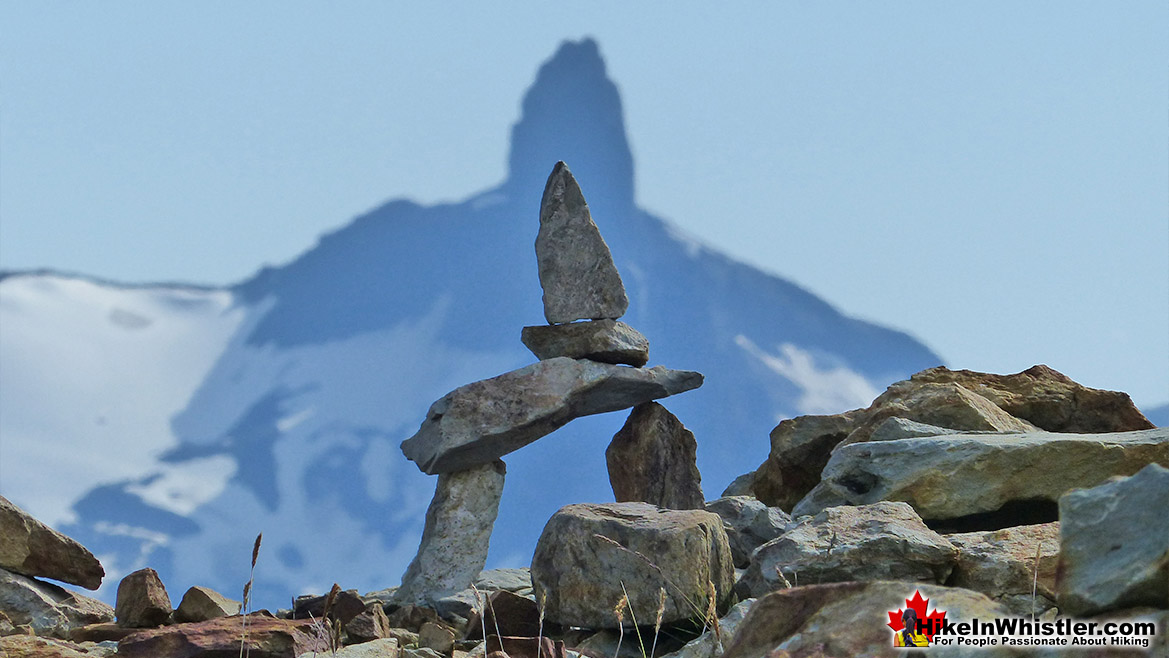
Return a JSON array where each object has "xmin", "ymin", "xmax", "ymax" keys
[{"xmin": 2, "ymin": 2, "xmax": 1166, "ymax": 407}]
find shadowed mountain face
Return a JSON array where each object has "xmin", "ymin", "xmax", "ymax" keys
[{"xmin": 0, "ymin": 38, "xmax": 942, "ymax": 606}]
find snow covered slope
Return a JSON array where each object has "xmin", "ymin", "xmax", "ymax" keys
[{"xmin": 0, "ymin": 40, "xmax": 943, "ymax": 606}]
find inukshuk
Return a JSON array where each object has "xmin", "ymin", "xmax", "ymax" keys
[{"xmin": 395, "ymin": 162, "xmax": 704, "ymax": 604}]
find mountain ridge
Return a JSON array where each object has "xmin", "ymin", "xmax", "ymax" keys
[{"xmin": 1, "ymin": 38, "xmax": 947, "ymax": 607}]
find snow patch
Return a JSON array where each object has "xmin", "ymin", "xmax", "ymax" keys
[
  {"xmin": 735, "ymin": 335, "xmax": 879, "ymax": 415},
  {"xmin": 0, "ymin": 275, "xmax": 246, "ymax": 525}
]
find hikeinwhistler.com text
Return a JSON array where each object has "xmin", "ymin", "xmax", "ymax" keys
[{"xmin": 921, "ymin": 616, "xmax": 1158, "ymax": 650}]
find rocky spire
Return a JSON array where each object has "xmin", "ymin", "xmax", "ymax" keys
[{"xmin": 505, "ymin": 39, "xmax": 635, "ymax": 219}]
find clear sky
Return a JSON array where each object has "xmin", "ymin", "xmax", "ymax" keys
[{"xmin": 2, "ymin": 2, "xmax": 1166, "ymax": 408}]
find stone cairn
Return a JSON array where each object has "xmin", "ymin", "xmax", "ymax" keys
[{"xmin": 396, "ymin": 161, "xmax": 706, "ymax": 605}]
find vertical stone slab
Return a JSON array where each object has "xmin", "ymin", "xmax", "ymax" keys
[
  {"xmin": 536, "ymin": 161, "xmax": 629, "ymax": 324},
  {"xmin": 394, "ymin": 461, "xmax": 507, "ymax": 605},
  {"xmin": 605, "ymin": 402, "xmax": 705, "ymax": 509}
]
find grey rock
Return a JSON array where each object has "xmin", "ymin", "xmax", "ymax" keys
[
  {"xmin": 174, "ymin": 585, "xmax": 240, "ymax": 623},
  {"xmin": 868, "ymin": 417, "xmax": 962, "ymax": 442},
  {"xmin": 434, "ymin": 568, "xmax": 534, "ymax": 620},
  {"xmin": 607, "ymin": 402, "xmax": 705, "ymax": 510},
  {"xmin": 300, "ymin": 638, "xmax": 400, "ymax": 658},
  {"xmin": 704, "ymin": 497, "xmax": 789, "ymax": 568},
  {"xmin": 720, "ymin": 473, "xmax": 755, "ymax": 498},
  {"xmin": 402, "ymin": 358, "xmax": 702, "ymax": 474},
  {"xmin": 740, "ymin": 502, "xmax": 957, "ymax": 597},
  {"xmin": 721, "ymin": 581, "xmax": 1015, "ymax": 658},
  {"xmin": 474, "ymin": 568, "xmax": 532, "ymax": 595},
  {"xmin": 660, "ymin": 597, "xmax": 755, "ymax": 658},
  {"xmin": 1057, "ymin": 463, "xmax": 1169, "ymax": 615},
  {"xmin": 536, "ymin": 161, "xmax": 628, "ymax": 324},
  {"xmin": 114, "ymin": 568, "xmax": 171, "ymax": 628},
  {"xmin": 395, "ymin": 461, "xmax": 507, "ymax": 605},
  {"xmin": 793, "ymin": 428, "xmax": 1169, "ymax": 521},
  {"xmin": 0, "ymin": 567, "xmax": 114, "ymax": 639},
  {"xmin": 531, "ymin": 502, "xmax": 734, "ymax": 629},
  {"xmin": 521, "ymin": 320, "xmax": 649, "ymax": 366},
  {"xmin": 402, "ymin": 647, "xmax": 446, "ymax": 658},
  {"xmin": 0, "ymin": 495, "xmax": 104, "ymax": 590},
  {"xmin": 945, "ymin": 523, "xmax": 1060, "ymax": 616}
]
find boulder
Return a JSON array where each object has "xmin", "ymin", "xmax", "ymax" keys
[
  {"xmin": 0, "ymin": 495, "xmax": 104, "ymax": 590},
  {"xmin": 464, "ymin": 590, "xmax": 539, "ymax": 640},
  {"xmin": 117, "ymin": 614, "xmax": 318, "ymax": 658},
  {"xmin": 750, "ymin": 411, "xmax": 862, "ymax": 511},
  {"xmin": 1057, "ymin": 463, "xmax": 1169, "ymax": 616},
  {"xmin": 395, "ymin": 461, "xmax": 507, "ymax": 605},
  {"xmin": 531, "ymin": 502, "xmax": 734, "ymax": 629},
  {"xmin": 0, "ymin": 567, "xmax": 114, "ymax": 639},
  {"xmin": 402, "ymin": 358, "xmax": 702, "ymax": 474},
  {"xmin": 300, "ymin": 638, "xmax": 399, "ymax": 658},
  {"xmin": 740, "ymin": 502, "xmax": 957, "ymax": 597},
  {"xmin": 945, "ymin": 522, "xmax": 1060, "ymax": 616},
  {"xmin": 606, "ymin": 402, "xmax": 705, "ymax": 510},
  {"xmin": 343, "ymin": 602, "xmax": 392, "ymax": 644},
  {"xmin": 792, "ymin": 428, "xmax": 1169, "ymax": 523},
  {"xmin": 536, "ymin": 161, "xmax": 628, "ymax": 324},
  {"xmin": 721, "ymin": 581, "xmax": 1015, "ymax": 658},
  {"xmin": 114, "ymin": 568, "xmax": 172, "ymax": 628},
  {"xmin": 909, "ymin": 364, "xmax": 1154, "ymax": 433},
  {"xmin": 703, "ymin": 497, "xmax": 789, "ymax": 568},
  {"xmin": 521, "ymin": 320, "xmax": 649, "ymax": 366},
  {"xmin": 838, "ymin": 381, "xmax": 1040, "ymax": 448},
  {"xmin": 751, "ymin": 365, "xmax": 1152, "ymax": 510},
  {"xmin": 173, "ymin": 586, "xmax": 240, "ymax": 623}
]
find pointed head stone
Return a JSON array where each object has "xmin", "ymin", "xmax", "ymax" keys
[{"xmin": 536, "ymin": 161, "xmax": 629, "ymax": 324}]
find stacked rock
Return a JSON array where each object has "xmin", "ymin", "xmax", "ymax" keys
[{"xmin": 396, "ymin": 162, "xmax": 706, "ymax": 606}]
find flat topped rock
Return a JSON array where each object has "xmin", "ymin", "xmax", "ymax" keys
[
  {"xmin": 401, "ymin": 357, "xmax": 702, "ymax": 474},
  {"xmin": 792, "ymin": 427, "xmax": 1169, "ymax": 521},
  {"xmin": 521, "ymin": 319, "xmax": 648, "ymax": 366},
  {"xmin": 536, "ymin": 161, "xmax": 629, "ymax": 324}
]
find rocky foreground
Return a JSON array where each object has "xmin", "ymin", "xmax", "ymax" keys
[{"xmin": 2, "ymin": 165, "xmax": 1166, "ymax": 657}]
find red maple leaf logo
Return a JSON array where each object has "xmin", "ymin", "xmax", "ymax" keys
[{"xmin": 887, "ymin": 590, "xmax": 947, "ymax": 641}]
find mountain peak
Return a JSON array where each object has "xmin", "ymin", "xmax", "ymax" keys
[{"xmin": 505, "ymin": 38, "xmax": 635, "ymax": 218}]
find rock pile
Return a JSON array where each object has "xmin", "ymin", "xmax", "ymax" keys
[{"xmin": 397, "ymin": 161, "xmax": 706, "ymax": 606}]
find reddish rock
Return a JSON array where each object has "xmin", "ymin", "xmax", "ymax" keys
[
  {"xmin": 606, "ymin": 402, "xmax": 705, "ymax": 510},
  {"xmin": 343, "ymin": 602, "xmax": 392, "ymax": 643},
  {"xmin": 117, "ymin": 614, "xmax": 318, "ymax": 658},
  {"xmin": 115, "ymin": 568, "xmax": 172, "ymax": 628}
]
